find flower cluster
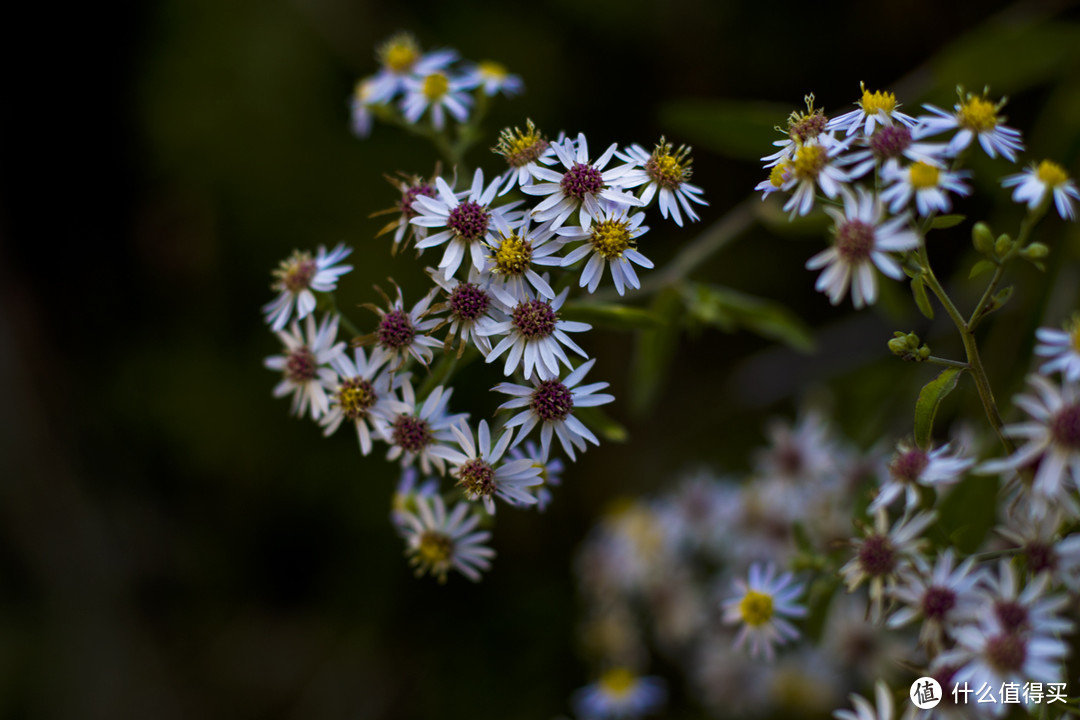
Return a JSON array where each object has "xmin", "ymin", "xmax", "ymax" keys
[{"xmin": 262, "ymin": 33, "xmax": 706, "ymax": 585}]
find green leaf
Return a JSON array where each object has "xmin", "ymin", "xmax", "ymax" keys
[
  {"xmin": 573, "ymin": 406, "xmax": 628, "ymax": 444},
  {"xmin": 930, "ymin": 214, "xmax": 966, "ymax": 230},
  {"xmin": 657, "ymin": 99, "xmax": 793, "ymax": 162},
  {"xmin": 683, "ymin": 283, "xmax": 815, "ymax": 352},
  {"xmin": 914, "ymin": 367, "xmax": 963, "ymax": 450},
  {"xmin": 968, "ymin": 259, "xmax": 996, "ymax": 279},
  {"xmin": 560, "ymin": 302, "xmax": 664, "ymax": 330},
  {"xmin": 629, "ymin": 288, "xmax": 683, "ymax": 416},
  {"xmin": 911, "ymin": 275, "xmax": 935, "ymax": 320},
  {"xmin": 936, "ymin": 474, "xmax": 1000, "ymax": 554}
]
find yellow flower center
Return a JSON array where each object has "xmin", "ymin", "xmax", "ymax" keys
[
  {"xmin": 491, "ymin": 233, "xmax": 533, "ymax": 275},
  {"xmin": 380, "ymin": 34, "xmax": 420, "ymax": 73},
  {"xmin": 417, "ymin": 531, "xmax": 452, "ymax": 566},
  {"xmin": 793, "ymin": 144, "xmax": 826, "ymax": 179},
  {"xmin": 739, "ymin": 590, "xmax": 774, "ymax": 626},
  {"xmin": 909, "ymin": 162, "xmax": 940, "ymax": 190},
  {"xmin": 422, "ymin": 73, "xmax": 449, "ymax": 100},
  {"xmin": 861, "ymin": 88, "xmax": 897, "ymax": 115},
  {"xmin": 769, "ymin": 162, "xmax": 790, "ymax": 187},
  {"xmin": 645, "ymin": 138, "xmax": 692, "ymax": 190},
  {"xmin": 959, "ymin": 96, "xmax": 999, "ymax": 133},
  {"xmin": 495, "ymin": 120, "xmax": 549, "ymax": 168},
  {"xmin": 1037, "ymin": 160, "xmax": 1069, "ymax": 188},
  {"xmin": 590, "ymin": 218, "xmax": 634, "ymax": 259},
  {"xmin": 1070, "ymin": 318, "xmax": 1080, "ymax": 354},
  {"xmin": 478, "ymin": 60, "xmax": 507, "ymax": 79},
  {"xmin": 599, "ymin": 668, "xmax": 636, "ymax": 698}
]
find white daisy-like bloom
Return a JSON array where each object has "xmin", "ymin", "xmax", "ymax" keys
[
  {"xmin": 977, "ymin": 560, "xmax": 1073, "ymax": 638},
  {"xmin": 558, "ymin": 205, "xmax": 652, "ymax": 295},
  {"xmin": 480, "ymin": 287, "xmax": 591, "ymax": 381},
  {"xmin": 880, "ymin": 160, "xmax": 971, "ymax": 216},
  {"xmin": 1035, "ymin": 317, "xmax": 1080, "ymax": 381},
  {"xmin": 492, "ymin": 120, "xmax": 557, "ymax": 195},
  {"xmin": 1002, "ymin": 160, "xmax": 1080, "ymax": 220},
  {"xmin": 840, "ymin": 508, "xmax": 936, "ymax": 622},
  {"xmin": 483, "ymin": 214, "xmax": 564, "ymax": 306},
  {"xmin": 755, "ymin": 162, "xmax": 791, "ymax": 201},
  {"xmin": 753, "ymin": 410, "xmax": 840, "ymax": 482},
  {"xmin": 460, "ymin": 60, "xmax": 523, "ymax": 97},
  {"xmin": 494, "ymin": 358, "xmax": 614, "ymax": 461},
  {"xmin": 401, "ymin": 70, "xmax": 472, "ymax": 131},
  {"xmin": 522, "ymin": 132, "xmax": 642, "ymax": 230},
  {"xmin": 410, "ymin": 169, "xmax": 518, "ymax": 279},
  {"xmin": 761, "ymin": 95, "xmax": 833, "ymax": 169},
  {"xmin": 833, "ymin": 680, "xmax": 894, "ymax": 720},
  {"xmin": 263, "ymin": 313, "xmax": 346, "ymax": 421},
  {"xmin": 349, "ymin": 77, "xmax": 376, "ymax": 139},
  {"xmin": 615, "ymin": 139, "xmax": 708, "ymax": 227},
  {"xmin": 887, "ymin": 550, "xmax": 986, "ymax": 651},
  {"xmin": 998, "ymin": 505, "xmax": 1080, "ymax": 590},
  {"xmin": 805, "ymin": 187, "xmax": 920, "ymax": 308},
  {"xmin": 780, "ymin": 135, "xmax": 853, "ymax": 217},
  {"xmin": 320, "ymin": 346, "xmax": 407, "ymax": 455},
  {"xmin": 837, "ymin": 124, "xmax": 951, "ymax": 181},
  {"xmin": 366, "ymin": 32, "xmax": 457, "ymax": 105},
  {"xmin": 428, "ymin": 267, "xmax": 502, "ymax": 356},
  {"xmin": 430, "ymin": 418, "xmax": 542, "ymax": 514},
  {"xmin": 722, "ymin": 563, "xmax": 807, "ymax": 661},
  {"xmin": 263, "ymin": 244, "xmax": 353, "ymax": 332},
  {"xmin": 357, "ymin": 286, "xmax": 442, "ymax": 369},
  {"xmin": 572, "ymin": 668, "xmax": 666, "ymax": 720},
  {"xmin": 977, "ymin": 374, "xmax": 1080, "ymax": 508},
  {"xmin": 870, "ymin": 441, "xmax": 974, "ymax": 513},
  {"xmin": 508, "ymin": 439, "xmax": 564, "ymax": 511},
  {"xmin": 399, "ymin": 494, "xmax": 494, "ymax": 583},
  {"xmin": 372, "ymin": 172, "xmax": 438, "ymax": 254},
  {"xmin": 828, "ymin": 84, "xmax": 917, "ymax": 137},
  {"xmin": 384, "ymin": 380, "xmax": 467, "ymax": 476},
  {"xmin": 913, "ymin": 92, "xmax": 1024, "ymax": 161}
]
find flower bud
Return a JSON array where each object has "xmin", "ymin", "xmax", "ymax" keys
[
  {"xmin": 1022, "ymin": 242, "xmax": 1049, "ymax": 260},
  {"xmin": 972, "ymin": 222, "xmax": 995, "ymax": 255}
]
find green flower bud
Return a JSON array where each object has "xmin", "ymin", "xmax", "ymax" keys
[
  {"xmin": 994, "ymin": 234, "xmax": 1013, "ymax": 257},
  {"xmin": 972, "ymin": 222, "xmax": 995, "ymax": 255},
  {"xmin": 1022, "ymin": 242, "xmax": 1049, "ymax": 260}
]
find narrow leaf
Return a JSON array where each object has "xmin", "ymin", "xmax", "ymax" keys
[
  {"xmin": 911, "ymin": 276, "xmax": 935, "ymax": 320},
  {"xmin": 968, "ymin": 259, "xmax": 996, "ymax": 279},
  {"xmin": 914, "ymin": 367, "xmax": 963, "ymax": 450},
  {"xmin": 930, "ymin": 214, "xmax": 966, "ymax": 230}
]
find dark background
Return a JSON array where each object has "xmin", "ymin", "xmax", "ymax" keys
[{"xmin": 3, "ymin": 0, "xmax": 1080, "ymax": 718}]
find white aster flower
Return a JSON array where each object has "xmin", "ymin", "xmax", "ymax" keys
[
  {"xmin": 887, "ymin": 550, "xmax": 985, "ymax": 651},
  {"xmin": 871, "ymin": 441, "xmax": 974, "ymax": 513},
  {"xmin": 429, "ymin": 419, "xmax": 542, "ymax": 514},
  {"xmin": 410, "ymin": 169, "xmax": 518, "ymax": 279},
  {"xmin": 753, "ymin": 410, "xmax": 841, "ymax": 482},
  {"xmin": 829, "ymin": 84, "xmax": 917, "ymax": 137},
  {"xmin": 805, "ymin": 187, "xmax": 919, "ymax": 308},
  {"xmin": 366, "ymin": 32, "xmax": 457, "ymax": 105},
  {"xmin": 522, "ymin": 132, "xmax": 642, "ymax": 230},
  {"xmin": 320, "ymin": 346, "xmax": 407, "ymax": 455},
  {"xmin": 1035, "ymin": 317, "xmax": 1080, "ymax": 381},
  {"xmin": 428, "ymin": 267, "xmax": 502, "ymax": 356},
  {"xmin": 371, "ymin": 172, "xmax": 439, "ymax": 254},
  {"xmin": 1002, "ymin": 160, "xmax": 1080, "ymax": 220},
  {"xmin": 558, "ymin": 205, "xmax": 652, "ymax": 295},
  {"xmin": 781, "ymin": 136, "xmax": 853, "ymax": 217},
  {"xmin": 616, "ymin": 139, "xmax": 707, "ymax": 227},
  {"xmin": 880, "ymin": 160, "xmax": 971, "ymax": 216},
  {"xmin": 755, "ymin": 162, "xmax": 791, "ymax": 200},
  {"xmin": 356, "ymin": 285, "xmax": 442, "ymax": 369},
  {"xmin": 400, "ymin": 494, "xmax": 494, "ymax": 583},
  {"xmin": 263, "ymin": 313, "xmax": 345, "ymax": 421},
  {"xmin": 572, "ymin": 668, "xmax": 666, "ymax": 720},
  {"xmin": 977, "ymin": 374, "xmax": 1080, "ymax": 508},
  {"xmin": 263, "ymin": 244, "xmax": 353, "ymax": 332},
  {"xmin": 840, "ymin": 508, "xmax": 936, "ymax": 622},
  {"xmin": 914, "ymin": 91, "xmax": 1024, "ymax": 161},
  {"xmin": 494, "ymin": 358, "xmax": 614, "ymax": 460},
  {"xmin": 384, "ymin": 380, "xmax": 467, "ymax": 476},
  {"xmin": 460, "ymin": 60, "xmax": 522, "ymax": 97},
  {"xmin": 837, "ymin": 124, "xmax": 950, "ymax": 181},
  {"xmin": 977, "ymin": 560, "xmax": 1073, "ymax": 638},
  {"xmin": 492, "ymin": 120, "xmax": 557, "ymax": 195},
  {"xmin": 481, "ymin": 287, "xmax": 591, "ymax": 381},
  {"xmin": 722, "ymin": 563, "xmax": 807, "ymax": 661},
  {"xmin": 761, "ymin": 95, "xmax": 833, "ymax": 169},
  {"xmin": 833, "ymin": 680, "xmax": 894, "ymax": 720},
  {"xmin": 401, "ymin": 70, "xmax": 472, "ymax": 130},
  {"xmin": 483, "ymin": 214, "xmax": 564, "ymax": 306}
]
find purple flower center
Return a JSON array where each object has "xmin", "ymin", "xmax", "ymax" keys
[
  {"xmin": 921, "ymin": 586, "xmax": 956, "ymax": 620},
  {"xmin": 512, "ymin": 299, "xmax": 557, "ymax": 339},
  {"xmin": 448, "ymin": 282, "xmax": 490, "ymax": 322},
  {"xmin": 985, "ymin": 632, "xmax": 1027, "ymax": 674},
  {"xmin": 790, "ymin": 112, "xmax": 828, "ymax": 143},
  {"xmin": 285, "ymin": 346, "xmax": 317, "ymax": 383},
  {"xmin": 447, "ymin": 200, "xmax": 491, "ymax": 243},
  {"xmin": 337, "ymin": 377, "xmax": 376, "ymax": 420},
  {"xmin": 1026, "ymin": 541, "xmax": 1056, "ymax": 575},
  {"xmin": 994, "ymin": 600, "xmax": 1029, "ymax": 632},
  {"xmin": 835, "ymin": 219, "xmax": 875, "ymax": 263},
  {"xmin": 392, "ymin": 415, "xmax": 431, "ymax": 454},
  {"xmin": 378, "ymin": 309, "xmax": 416, "ymax": 350},
  {"xmin": 531, "ymin": 380, "xmax": 574, "ymax": 423},
  {"xmin": 869, "ymin": 125, "xmax": 912, "ymax": 160},
  {"xmin": 1050, "ymin": 403, "xmax": 1080, "ymax": 449},
  {"xmin": 457, "ymin": 458, "xmax": 496, "ymax": 499},
  {"xmin": 400, "ymin": 183, "xmax": 436, "ymax": 217},
  {"xmin": 560, "ymin": 162, "xmax": 604, "ymax": 200},
  {"xmin": 283, "ymin": 258, "xmax": 317, "ymax": 293},
  {"xmin": 857, "ymin": 534, "xmax": 896, "ymax": 577},
  {"xmin": 890, "ymin": 448, "xmax": 929, "ymax": 484}
]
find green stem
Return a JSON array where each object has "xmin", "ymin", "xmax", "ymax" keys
[{"xmin": 926, "ymin": 356, "xmax": 969, "ymax": 370}]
